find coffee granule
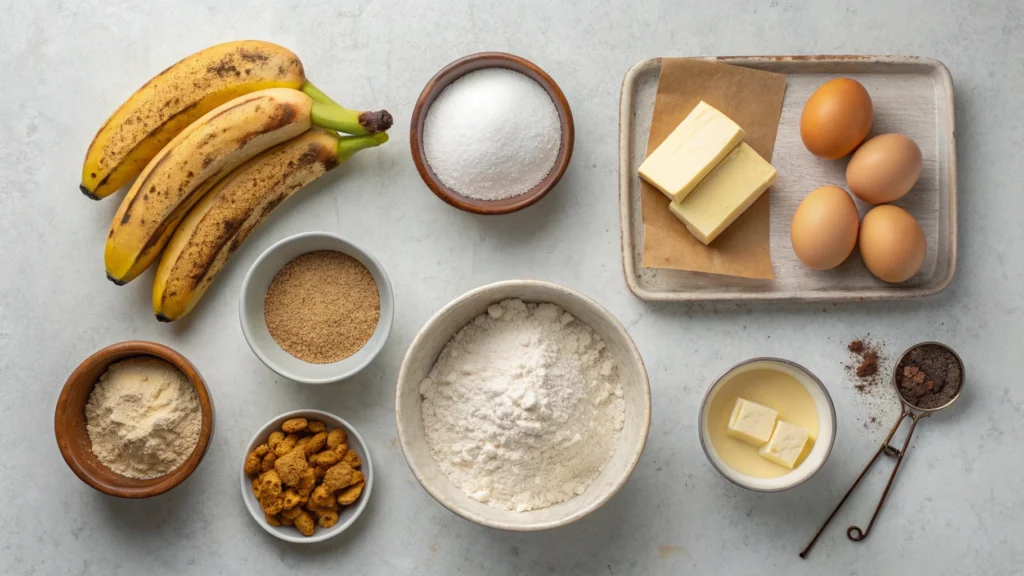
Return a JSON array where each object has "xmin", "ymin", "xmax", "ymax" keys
[
  {"xmin": 845, "ymin": 337, "xmax": 896, "ymax": 432},
  {"xmin": 856, "ymin": 350, "xmax": 879, "ymax": 378},
  {"xmin": 895, "ymin": 344, "xmax": 962, "ymax": 410},
  {"xmin": 264, "ymin": 250, "xmax": 380, "ymax": 364},
  {"xmin": 847, "ymin": 338, "xmax": 886, "ymax": 391}
]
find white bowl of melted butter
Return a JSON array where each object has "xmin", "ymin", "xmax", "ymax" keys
[{"xmin": 699, "ymin": 358, "xmax": 836, "ymax": 491}]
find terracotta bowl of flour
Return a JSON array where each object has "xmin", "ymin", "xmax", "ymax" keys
[
  {"xmin": 396, "ymin": 280, "xmax": 651, "ymax": 531},
  {"xmin": 54, "ymin": 341, "xmax": 215, "ymax": 498}
]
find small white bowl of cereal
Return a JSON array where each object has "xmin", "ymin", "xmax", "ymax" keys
[{"xmin": 240, "ymin": 409, "xmax": 372, "ymax": 543}]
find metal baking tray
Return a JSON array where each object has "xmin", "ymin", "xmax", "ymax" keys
[{"xmin": 618, "ymin": 56, "xmax": 956, "ymax": 302}]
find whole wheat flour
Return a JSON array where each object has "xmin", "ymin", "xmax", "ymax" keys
[
  {"xmin": 420, "ymin": 299, "xmax": 625, "ymax": 512},
  {"xmin": 85, "ymin": 357, "xmax": 202, "ymax": 479}
]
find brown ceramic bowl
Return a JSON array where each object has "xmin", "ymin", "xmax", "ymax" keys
[
  {"xmin": 54, "ymin": 341, "xmax": 214, "ymax": 498},
  {"xmin": 410, "ymin": 52, "xmax": 575, "ymax": 215}
]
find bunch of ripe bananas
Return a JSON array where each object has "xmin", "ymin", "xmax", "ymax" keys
[{"xmin": 82, "ymin": 40, "xmax": 392, "ymax": 322}]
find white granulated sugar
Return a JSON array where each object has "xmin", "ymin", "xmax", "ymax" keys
[
  {"xmin": 423, "ymin": 68, "xmax": 562, "ymax": 201},
  {"xmin": 420, "ymin": 299, "xmax": 625, "ymax": 512}
]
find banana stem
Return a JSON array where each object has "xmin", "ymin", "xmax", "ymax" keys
[
  {"xmin": 310, "ymin": 101, "xmax": 367, "ymax": 135},
  {"xmin": 310, "ymin": 101, "xmax": 393, "ymax": 136},
  {"xmin": 300, "ymin": 81, "xmax": 339, "ymax": 106},
  {"xmin": 337, "ymin": 132, "xmax": 389, "ymax": 160}
]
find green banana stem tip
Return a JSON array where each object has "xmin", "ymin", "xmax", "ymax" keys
[
  {"xmin": 337, "ymin": 132, "xmax": 389, "ymax": 159},
  {"xmin": 300, "ymin": 81, "xmax": 339, "ymax": 106},
  {"xmin": 310, "ymin": 101, "xmax": 393, "ymax": 136}
]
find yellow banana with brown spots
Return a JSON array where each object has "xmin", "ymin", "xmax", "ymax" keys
[
  {"xmin": 152, "ymin": 129, "xmax": 388, "ymax": 322},
  {"xmin": 103, "ymin": 87, "xmax": 393, "ymax": 285},
  {"xmin": 81, "ymin": 40, "xmax": 306, "ymax": 199}
]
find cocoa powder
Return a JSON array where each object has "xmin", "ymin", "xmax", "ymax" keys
[
  {"xmin": 845, "ymin": 336, "xmax": 896, "ymax": 432},
  {"xmin": 856, "ymin": 349, "xmax": 879, "ymax": 378},
  {"xmin": 895, "ymin": 344, "xmax": 962, "ymax": 410},
  {"xmin": 848, "ymin": 338, "xmax": 885, "ymax": 391}
]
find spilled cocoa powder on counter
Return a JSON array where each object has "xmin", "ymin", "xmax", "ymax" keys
[
  {"xmin": 847, "ymin": 338, "xmax": 886, "ymax": 391},
  {"xmin": 844, "ymin": 336, "xmax": 896, "ymax": 430}
]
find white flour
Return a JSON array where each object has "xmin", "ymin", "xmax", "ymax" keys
[
  {"xmin": 420, "ymin": 299, "xmax": 625, "ymax": 512},
  {"xmin": 423, "ymin": 68, "xmax": 561, "ymax": 201}
]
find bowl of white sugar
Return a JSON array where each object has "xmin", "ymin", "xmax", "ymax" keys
[
  {"xmin": 395, "ymin": 280, "xmax": 650, "ymax": 531},
  {"xmin": 410, "ymin": 52, "xmax": 574, "ymax": 215}
]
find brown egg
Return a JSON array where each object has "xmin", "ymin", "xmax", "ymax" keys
[
  {"xmin": 846, "ymin": 133, "xmax": 923, "ymax": 205},
  {"xmin": 790, "ymin": 186, "xmax": 860, "ymax": 270},
  {"xmin": 800, "ymin": 78, "xmax": 873, "ymax": 159},
  {"xmin": 859, "ymin": 205, "xmax": 926, "ymax": 283}
]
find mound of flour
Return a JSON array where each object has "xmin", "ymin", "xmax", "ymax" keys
[{"xmin": 420, "ymin": 299, "xmax": 625, "ymax": 512}]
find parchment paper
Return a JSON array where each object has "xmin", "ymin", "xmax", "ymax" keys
[{"xmin": 640, "ymin": 59, "xmax": 787, "ymax": 279}]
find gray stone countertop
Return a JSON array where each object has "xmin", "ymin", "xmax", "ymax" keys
[{"xmin": 2, "ymin": 0, "xmax": 1021, "ymax": 573}]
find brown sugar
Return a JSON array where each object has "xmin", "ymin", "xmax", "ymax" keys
[{"xmin": 264, "ymin": 250, "xmax": 380, "ymax": 364}]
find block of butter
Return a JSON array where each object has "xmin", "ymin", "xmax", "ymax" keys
[
  {"xmin": 726, "ymin": 397, "xmax": 778, "ymax": 447},
  {"xmin": 638, "ymin": 101, "xmax": 745, "ymax": 203},
  {"xmin": 758, "ymin": 420, "xmax": 811, "ymax": 469},
  {"xmin": 669, "ymin": 142, "xmax": 777, "ymax": 245}
]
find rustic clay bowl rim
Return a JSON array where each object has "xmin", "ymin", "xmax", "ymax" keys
[
  {"xmin": 409, "ymin": 52, "xmax": 575, "ymax": 215},
  {"xmin": 54, "ymin": 341, "xmax": 215, "ymax": 498}
]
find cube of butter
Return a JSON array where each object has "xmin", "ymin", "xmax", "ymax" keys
[
  {"xmin": 669, "ymin": 142, "xmax": 777, "ymax": 245},
  {"xmin": 726, "ymin": 397, "xmax": 778, "ymax": 447},
  {"xmin": 758, "ymin": 420, "xmax": 811, "ymax": 469},
  {"xmin": 638, "ymin": 101, "xmax": 745, "ymax": 203}
]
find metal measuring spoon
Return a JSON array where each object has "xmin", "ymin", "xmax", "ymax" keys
[{"xmin": 799, "ymin": 341, "xmax": 965, "ymax": 558}]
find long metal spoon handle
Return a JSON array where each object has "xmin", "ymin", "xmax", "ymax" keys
[
  {"xmin": 799, "ymin": 410, "xmax": 913, "ymax": 558},
  {"xmin": 846, "ymin": 415, "xmax": 922, "ymax": 541},
  {"xmin": 799, "ymin": 443, "xmax": 888, "ymax": 558}
]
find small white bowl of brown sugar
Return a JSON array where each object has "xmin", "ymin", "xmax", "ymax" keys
[{"xmin": 239, "ymin": 232, "xmax": 394, "ymax": 384}]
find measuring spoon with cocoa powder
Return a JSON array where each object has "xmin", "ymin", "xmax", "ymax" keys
[{"xmin": 800, "ymin": 341, "xmax": 965, "ymax": 558}]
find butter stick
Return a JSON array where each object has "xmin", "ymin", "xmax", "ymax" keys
[
  {"xmin": 669, "ymin": 142, "xmax": 776, "ymax": 245},
  {"xmin": 638, "ymin": 101, "xmax": 745, "ymax": 203}
]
